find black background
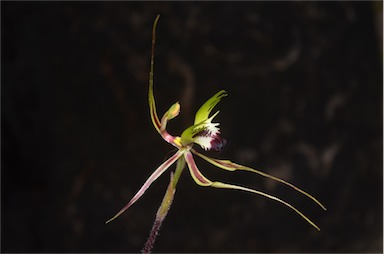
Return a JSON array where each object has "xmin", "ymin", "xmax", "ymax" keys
[{"xmin": 2, "ymin": 1, "xmax": 383, "ymax": 253}]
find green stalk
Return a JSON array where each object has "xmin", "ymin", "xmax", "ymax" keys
[
  {"xmin": 142, "ymin": 156, "xmax": 186, "ymax": 254},
  {"xmin": 171, "ymin": 155, "xmax": 185, "ymax": 188}
]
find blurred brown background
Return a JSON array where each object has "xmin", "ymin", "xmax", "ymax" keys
[{"xmin": 2, "ymin": 1, "xmax": 382, "ymax": 253}]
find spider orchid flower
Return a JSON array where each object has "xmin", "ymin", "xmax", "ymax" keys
[{"xmin": 106, "ymin": 15, "xmax": 326, "ymax": 234}]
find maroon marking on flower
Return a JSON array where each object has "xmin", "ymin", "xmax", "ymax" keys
[
  {"xmin": 193, "ymin": 127, "xmax": 227, "ymax": 151},
  {"xmin": 211, "ymin": 136, "xmax": 227, "ymax": 152}
]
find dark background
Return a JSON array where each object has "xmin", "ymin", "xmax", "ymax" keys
[{"xmin": 2, "ymin": 1, "xmax": 382, "ymax": 253}]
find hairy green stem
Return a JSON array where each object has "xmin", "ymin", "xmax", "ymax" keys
[
  {"xmin": 171, "ymin": 155, "xmax": 185, "ymax": 188},
  {"xmin": 142, "ymin": 156, "xmax": 186, "ymax": 254}
]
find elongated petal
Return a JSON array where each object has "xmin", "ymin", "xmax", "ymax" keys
[
  {"xmin": 106, "ymin": 150, "xmax": 183, "ymax": 224},
  {"xmin": 194, "ymin": 90, "xmax": 228, "ymax": 125},
  {"xmin": 184, "ymin": 151, "xmax": 212, "ymax": 186},
  {"xmin": 148, "ymin": 15, "xmax": 161, "ymax": 134},
  {"xmin": 209, "ymin": 181, "xmax": 321, "ymax": 231},
  {"xmin": 192, "ymin": 149, "xmax": 326, "ymax": 211},
  {"xmin": 184, "ymin": 150, "xmax": 321, "ymax": 231}
]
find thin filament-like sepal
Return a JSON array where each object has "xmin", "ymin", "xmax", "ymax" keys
[
  {"xmin": 192, "ymin": 149, "xmax": 326, "ymax": 211},
  {"xmin": 184, "ymin": 151, "xmax": 212, "ymax": 186},
  {"xmin": 210, "ymin": 181, "xmax": 321, "ymax": 231},
  {"xmin": 149, "ymin": 14, "xmax": 161, "ymax": 134},
  {"xmin": 184, "ymin": 150, "xmax": 320, "ymax": 231},
  {"xmin": 106, "ymin": 150, "xmax": 183, "ymax": 224}
]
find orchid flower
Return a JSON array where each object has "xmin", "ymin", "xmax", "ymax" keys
[{"xmin": 106, "ymin": 15, "xmax": 326, "ymax": 252}]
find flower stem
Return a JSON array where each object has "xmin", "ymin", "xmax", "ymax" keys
[
  {"xmin": 142, "ymin": 155, "xmax": 186, "ymax": 254},
  {"xmin": 171, "ymin": 155, "xmax": 185, "ymax": 188}
]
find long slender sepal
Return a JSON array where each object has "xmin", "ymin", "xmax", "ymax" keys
[
  {"xmin": 106, "ymin": 150, "xmax": 183, "ymax": 224},
  {"xmin": 192, "ymin": 149, "xmax": 326, "ymax": 211},
  {"xmin": 185, "ymin": 150, "xmax": 321, "ymax": 231},
  {"xmin": 142, "ymin": 172, "xmax": 175, "ymax": 254},
  {"xmin": 210, "ymin": 181, "xmax": 321, "ymax": 231},
  {"xmin": 184, "ymin": 151, "xmax": 212, "ymax": 186},
  {"xmin": 149, "ymin": 14, "xmax": 161, "ymax": 134}
]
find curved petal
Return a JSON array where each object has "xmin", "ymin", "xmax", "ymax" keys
[
  {"xmin": 191, "ymin": 149, "xmax": 326, "ymax": 211},
  {"xmin": 148, "ymin": 15, "xmax": 161, "ymax": 134},
  {"xmin": 106, "ymin": 150, "xmax": 183, "ymax": 224}
]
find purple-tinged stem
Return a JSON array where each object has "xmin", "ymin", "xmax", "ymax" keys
[
  {"xmin": 142, "ymin": 219, "xmax": 161, "ymax": 254},
  {"xmin": 142, "ymin": 155, "xmax": 186, "ymax": 254}
]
